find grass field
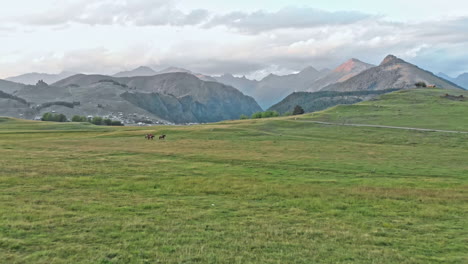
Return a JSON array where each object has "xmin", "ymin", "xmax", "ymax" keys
[{"xmin": 1, "ymin": 89, "xmax": 467, "ymax": 263}]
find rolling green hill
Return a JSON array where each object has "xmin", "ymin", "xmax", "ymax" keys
[
  {"xmin": 303, "ymin": 88, "xmax": 468, "ymax": 131},
  {"xmin": 1, "ymin": 88, "xmax": 467, "ymax": 263}
]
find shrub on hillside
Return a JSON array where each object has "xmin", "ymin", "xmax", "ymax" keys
[
  {"xmin": 415, "ymin": 82, "xmax": 427, "ymax": 88},
  {"xmin": 41, "ymin": 113, "xmax": 68, "ymax": 122},
  {"xmin": 251, "ymin": 111, "xmax": 279, "ymax": 119},
  {"xmin": 293, "ymin": 105, "xmax": 305, "ymax": 115},
  {"xmin": 91, "ymin": 116, "xmax": 103, "ymax": 125},
  {"xmin": 251, "ymin": 112, "xmax": 263, "ymax": 119},
  {"xmin": 72, "ymin": 115, "xmax": 88, "ymax": 122}
]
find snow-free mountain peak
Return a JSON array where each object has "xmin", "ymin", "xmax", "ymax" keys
[
  {"xmin": 380, "ymin": 54, "xmax": 406, "ymax": 66},
  {"xmin": 334, "ymin": 58, "xmax": 373, "ymax": 73},
  {"xmin": 322, "ymin": 55, "xmax": 463, "ymax": 92},
  {"xmin": 113, "ymin": 66, "xmax": 157, "ymax": 77},
  {"xmin": 299, "ymin": 66, "xmax": 319, "ymax": 75}
]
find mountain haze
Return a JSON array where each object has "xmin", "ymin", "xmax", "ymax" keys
[
  {"xmin": 438, "ymin": 72, "xmax": 468, "ymax": 89},
  {"xmin": 113, "ymin": 65, "xmax": 217, "ymax": 82},
  {"xmin": 215, "ymin": 60, "xmax": 374, "ymax": 109},
  {"xmin": 215, "ymin": 66, "xmax": 328, "ymax": 109},
  {"xmin": 214, "ymin": 74, "xmax": 258, "ymax": 96},
  {"xmin": 5, "ymin": 71, "xmax": 76, "ymax": 85},
  {"xmin": 113, "ymin": 66, "xmax": 157, "ymax": 77}
]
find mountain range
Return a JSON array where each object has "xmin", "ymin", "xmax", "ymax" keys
[
  {"xmin": 1, "ymin": 54, "xmax": 465, "ymax": 124},
  {"xmin": 320, "ymin": 55, "xmax": 461, "ymax": 92},
  {"xmin": 113, "ymin": 66, "xmax": 217, "ymax": 82},
  {"xmin": 214, "ymin": 59, "xmax": 374, "ymax": 108},
  {"xmin": 269, "ymin": 55, "xmax": 463, "ymax": 114},
  {"xmin": 0, "ymin": 73, "xmax": 261, "ymax": 124}
]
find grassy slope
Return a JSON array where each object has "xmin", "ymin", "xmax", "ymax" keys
[
  {"xmin": 0, "ymin": 89, "xmax": 467, "ymax": 263},
  {"xmin": 303, "ymin": 88, "xmax": 468, "ymax": 131}
]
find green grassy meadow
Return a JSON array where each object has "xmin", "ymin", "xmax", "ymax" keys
[
  {"xmin": 1, "ymin": 89, "xmax": 467, "ymax": 263},
  {"xmin": 306, "ymin": 88, "xmax": 468, "ymax": 131}
]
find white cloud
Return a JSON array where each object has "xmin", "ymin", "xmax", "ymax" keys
[
  {"xmin": 205, "ymin": 7, "xmax": 374, "ymax": 33},
  {"xmin": 20, "ymin": 0, "xmax": 210, "ymax": 26},
  {"xmin": 1, "ymin": 2, "xmax": 468, "ymax": 78}
]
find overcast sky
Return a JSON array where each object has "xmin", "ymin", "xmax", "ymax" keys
[{"xmin": 1, "ymin": 0, "xmax": 467, "ymax": 79}]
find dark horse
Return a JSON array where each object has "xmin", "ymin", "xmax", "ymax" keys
[
  {"xmin": 159, "ymin": 135, "xmax": 166, "ymax": 140},
  {"xmin": 145, "ymin": 134, "xmax": 154, "ymax": 140}
]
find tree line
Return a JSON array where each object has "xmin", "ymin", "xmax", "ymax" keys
[
  {"xmin": 241, "ymin": 105, "xmax": 305, "ymax": 119},
  {"xmin": 41, "ymin": 113, "xmax": 123, "ymax": 126}
]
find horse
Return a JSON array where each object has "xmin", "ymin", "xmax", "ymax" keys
[
  {"xmin": 145, "ymin": 134, "xmax": 154, "ymax": 140},
  {"xmin": 159, "ymin": 135, "xmax": 166, "ymax": 140}
]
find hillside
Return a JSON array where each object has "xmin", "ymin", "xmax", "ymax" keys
[
  {"xmin": 322, "ymin": 55, "xmax": 463, "ymax": 91},
  {"xmin": 1, "ymin": 73, "xmax": 261, "ymax": 124},
  {"xmin": 0, "ymin": 79, "xmax": 28, "ymax": 94},
  {"xmin": 304, "ymin": 88, "xmax": 468, "ymax": 131},
  {"xmin": 5, "ymin": 71, "xmax": 76, "ymax": 85},
  {"xmin": 269, "ymin": 89, "xmax": 400, "ymax": 114}
]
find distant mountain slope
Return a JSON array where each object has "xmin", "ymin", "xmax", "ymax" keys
[
  {"xmin": 156, "ymin": 67, "xmax": 217, "ymax": 82},
  {"xmin": 214, "ymin": 74, "xmax": 258, "ymax": 95},
  {"xmin": 455, "ymin": 73, "xmax": 468, "ymax": 89},
  {"xmin": 307, "ymin": 59, "xmax": 375, "ymax": 92},
  {"xmin": 269, "ymin": 89, "xmax": 400, "ymax": 114},
  {"xmin": 438, "ymin": 72, "xmax": 468, "ymax": 89},
  {"xmin": 113, "ymin": 66, "xmax": 217, "ymax": 82},
  {"xmin": 322, "ymin": 55, "xmax": 463, "ymax": 91},
  {"xmin": 48, "ymin": 72, "xmax": 262, "ymax": 123},
  {"xmin": 0, "ymin": 79, "xmax": 27, "ymax": 94},
  {"xmin": 251, "ymin": 67, "xmax": 327, "ymax": 108},
  {"xmin": 215, "ymin": 66, "xmax": 328, "ymax": 109},
  {"xmin": 6, "ymin": 71, "xmax": 76, "ymax": 85},
  {"xmin": 113, "ymin": 66, "xmax": 157, "ymax": 77},
  {"xmin": 215, "ymin": 60, "xmax": 373, "ymax": 109},
  {"xmin": 0, "ymin": 90, "xmax": 34, "ymax": 118}
]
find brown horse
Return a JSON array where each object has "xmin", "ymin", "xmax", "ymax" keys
[
  {"xmin": 159, "ymin": 135, "xmax": 166, "ymax": 140},
  {"xmin": 145, "ymin": 134, "xmax": 154, "ymax": 140}
]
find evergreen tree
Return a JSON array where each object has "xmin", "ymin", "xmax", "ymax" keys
[{"xmin": 293, "ymin": 105, "xmax": 305, "ymax": 115}]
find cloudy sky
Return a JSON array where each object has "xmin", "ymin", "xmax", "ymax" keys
[{"xmin": 1, "ymin": 0, "xmax": 467, "ymax": 79}]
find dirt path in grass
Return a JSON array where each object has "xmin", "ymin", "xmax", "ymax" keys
[{"xmin": 301, "ymin": 121, "xmax": 468, "ymax": 134}]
